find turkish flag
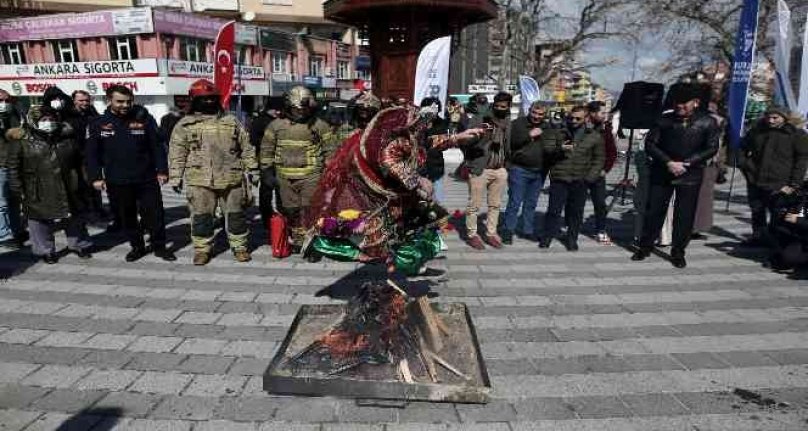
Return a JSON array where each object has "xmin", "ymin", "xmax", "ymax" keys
[{"xmin": 214, "ymin": 21, "xmax": 236, "ymax": 110}]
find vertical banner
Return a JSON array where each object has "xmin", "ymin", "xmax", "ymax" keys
[
  {"xmin": 798, "ymin": 12, "xmax": 808, "ymax": 119},
  {"xmin": 774, "ymin": 0, "xmax": 798, "ymax": 110},
  {"xmin": 214, "ymin": 20, "xmax": 236, "ymax": 110},
  {"xmin": 727, "ymin": 0, "xmax": 760, "ymax": 150},
  {"xmin": 413, "ymin": 36, "xmax": 452, "ymax": 117},
  {"xmin": 519, "ymin": 75, "xmax": 541, "ymax": 115}
]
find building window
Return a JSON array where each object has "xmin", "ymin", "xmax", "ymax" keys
[
  {"xmin": 52, "ymin": 40, "xmax": 79, "ymax": 63},
  {"xmin": 308, "ymin": 56, "xmax": 324, "ymax": 77},
  {"xmin": 109, "ymin": 36, "xmax": 138, "ymax": 61},
  {"xmin": 180, "ymin": 37, "xmax": 204, "ymax": 62},
  {"xmin": 271, "ymin": 52, "xmax": 286, "ymax": 74},
  {"xmin": 356, "ymin": 69, "xmax": 370, "ymax": 80},
  {"xmin": 337, "ymin": 60, "xmax": 350, "ymax": 79},
  {"xmin": 0, "ymin": 43, "xmax": 25, "ymax": 65},
  {"xmin": 236, "ymin": 45, "xmax": 251, "ymax": 66}
]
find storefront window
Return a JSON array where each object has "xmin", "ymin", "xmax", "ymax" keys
[
  {"xmin": 52, "ymin": 40, "xmax": 79, "ymax": 63},
  {"xmin": 0, "ymin": 43, "xmax": 25, "ymax": 65},
  {"xmin": 272, "ymin": 52, "xmax": 286, "ymax": 74},
  {"xmin": 356, "ymin": 69, "xmax": 371, "ymax": 80},
  {"xmin": 237, "ymin": 45, "xmax": 251, "ymax": 66},
  {"xmin": 337, "ymin": 61, "xmax": 350, "ymax": 80},
  {"xmin": 109, "ymin": 37, "xmax": 139, "ymax": 61},
  {"xmin": 180, "ymin": 37, "xmax": 204, "ymax": 62},
  {"xmin": 309, "ymin": 56, "xmax": 324, "ymax": 77}
]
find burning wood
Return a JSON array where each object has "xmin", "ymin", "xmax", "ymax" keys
[{"xmin": 284, "ymin": 280, "xmax": 464, "ymax": 383}]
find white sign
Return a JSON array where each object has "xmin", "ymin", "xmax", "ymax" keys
[
  {"xmin": 235, "ymin": 24, "xmax": 258, "ymax": 45},
  {"xmin": 192, "ymin": 0, "xmax": 238, "ymax": 11},
  {"xmin": 111, "ymin": 8, "xmax": 155, "ymax": 35},
  {"xmin": 161, "ymin": 60, "xmax": 265, "ymax": 81},
  {"xmin": 468, "ymin": 84, "xmax": 498, "ymax": 93},
  {"xmin": 134, "ymin": 0, "xmax": 190, "ymax": 10},
  {"xmin": 0, "ymin": 60, "xmax": 159, "ymax": 80},
  {"xmin": 165, "ymin": 77, "xmax": 267, "ymax": 96},
  {"xmin": 0, "ymin": 77, "xmax": 167, "ymax": 97},
  {"xmin": 413, "ymin": 36, "xmax": 451, "ymax": 117}
]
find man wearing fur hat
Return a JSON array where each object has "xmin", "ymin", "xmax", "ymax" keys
[
  {"xmin": 740, "ymin": 107, "xmax": 808, "ymax": 246},
  {"xmin": 632, "ymin": 84, "xmax": 719, "ymax": 268}
]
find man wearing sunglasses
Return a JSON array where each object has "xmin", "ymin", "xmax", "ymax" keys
[{"xmin": 540, "ymin": 106, "xmax": 605, "ymax": 251}]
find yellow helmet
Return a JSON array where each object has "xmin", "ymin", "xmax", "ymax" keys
[{"xmin": 285, "ymin": 85, "xmax": 314, "ymax": 110}]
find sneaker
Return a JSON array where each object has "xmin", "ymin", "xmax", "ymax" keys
[
  {"xmin": 233, "ymin": 248, "xmax": 252, "ymax": 263},
  {"xmin": 486, "ymin": 234, "xmax": 504, "ymax": 249},
  {"xmin": 125, "ymin": 247, "xmax": 147, "ymax": 262},
  {"xmin": 467, "ymin": 235, "xmax": 485, "ymax": 250},
  {"xmin": 596, "ymin": 232, "xmax": 612, "ymax": 245},
  {"xmin": 193, "ymin": 250, "xmax": 211, "ymax": 266}
]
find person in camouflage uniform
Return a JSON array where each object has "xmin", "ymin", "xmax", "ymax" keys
[
  {"xmin": 260, "ymin": 85, "xmax": 331, "ymax": 251},
  {"xmin": 169, "ymin": 79, "xmax": 259, "ymax": 265}
]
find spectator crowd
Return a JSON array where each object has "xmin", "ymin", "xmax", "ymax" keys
[{"xmin": 0, "ymin": 81, "xmax": 807, "ymax": 272}]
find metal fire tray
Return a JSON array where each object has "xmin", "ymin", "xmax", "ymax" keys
[{"xmin": 264, "ymin": 302, "xmax": 491, "ymax": 404}]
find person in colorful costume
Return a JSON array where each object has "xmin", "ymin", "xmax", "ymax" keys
[{"xmin": 303, "ymin": 103, "xmax": 484, "ymax": 274}]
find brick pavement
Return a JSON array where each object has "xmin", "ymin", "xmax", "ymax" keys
[{"xmin": 0, "ymin": 161, "xmax": 807, "ymax": 430}]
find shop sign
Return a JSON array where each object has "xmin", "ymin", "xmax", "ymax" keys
[
  {"xmin": 162, "ymin": 60, "xmax": 264, "ymax": 80},
  {"xmin": 355, "ymin": 55, "xmax": 371, "ymax": 71},
  {"xmin": 0, "ymin": 77, "xmax": 165, "ymax": 97},
  {"xmin": 236, "ymin": 24, "xmax": 258, "ymax": 45},
  {"xmin": 152, "ymin": 8, "xmax": 224, "ymax": 40},
  {"xmin": 192, "ymin": 0, "xmax": 238, "ymax": 11},
  {"xmin": 321, "ymin": 77, "xmax": 337, "ymax": 89},
  {"xmin": 259, "ymin": 29, "xmax": 296, "ymax": 52},
  {"xmin": 468, "ymin": 84, "xmax": 498, "ymax": 93},
  {"xmin": 0, "ymin": 8, "xmax": 154, "ymax": 42},
  {"xmin": 303, "ymin": 76, "xmax": 322, "ymax": 88},
  {"xmin": 0, "ymin": 60, "xmax": 160, "ymax": 80}
]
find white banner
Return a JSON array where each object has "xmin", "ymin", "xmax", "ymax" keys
[
  {"xmin": 519, "ymin": 75, "xmax": 541, "ymax": 115},
  {"xmin": 0, "ymin": 59, "xmax": 159, "ymax": 80},
  {"xmin": 775, "ymin": 0, "xmax": 798, "ymax": 110},
  {"xmin": 799, "ymin": 12, "xmax": 808, "ymax": 119},
  {"xmin": 413, "ymin": 36, "xmax": 451, "ymax": 117}
]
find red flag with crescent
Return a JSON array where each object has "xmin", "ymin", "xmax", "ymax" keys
[{"xmin": 214, "ymin": 20, "xmax": 236, "ymax": 110}]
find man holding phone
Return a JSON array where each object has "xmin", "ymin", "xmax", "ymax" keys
[{"xmin": 632, "ymin": 84, "xmax": 719, "ymax": 268}]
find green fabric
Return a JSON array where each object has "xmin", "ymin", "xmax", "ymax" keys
[
  {"xmin": 311, "ymin": 236, "xmax": 361, "ymax": 261},
  {"xmin": 395, "ymin": 230, "xmax": 441, "ymax": 276}
]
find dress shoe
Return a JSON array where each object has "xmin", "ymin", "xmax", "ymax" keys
[
  {"xmin": 500, "ymin": 231, "xmax": 513, "ymax": 245},
  {"xmin": 233, "ymin": 248, "xmax": 252, "ymax": 263},
  {"xmin": 566, "ymin": 240, "xmax": 579, "ymax": 252},
  {"xmin": 106, "ymin": 222, "xmax": 122, "ymax": 234},
  {"xmin": 467, "ymin": 235, "xmax": 485, "ymax": 250},
  {"xmin": 42, "ymin": 253, "xmax": 59, "ymax": 264},
  {"xmin": 154, "ymin": 249, "xmax": 177, "ymax": 262},
  {"xmin": 691, "ymin": 232, "xmax": 708, "ymax": 240},
  {"xmin": 538, "ymin": 238, "xmax": 551, "ymax": 249},
  {"xmin": 486, "ymin": 234, "xmax": 504, "ymax": 249},
  {"xmin": 631, "ymin": 249, "xmax": 650, "ymax": 261},
  {"xmin": 671, "ymin": 256, "xmax": 687, "ymax": 269},
  {"xmin": 74, "ymin": 248, "xmax": 93, "ymax": 259},
  {"xmin": 125, "ymin": 247, "xmax": 147, "ymax": 262},
  {"xmin": 193, "ymin": 250, "xmax": 211, "ymax": 266}
]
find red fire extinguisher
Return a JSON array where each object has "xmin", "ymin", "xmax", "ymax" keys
[{"xmin": 270, "ymin": 213, "xmax": 291, "ymax": 258}]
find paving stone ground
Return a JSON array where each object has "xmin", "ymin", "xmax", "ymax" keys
[{"xmin": 1, "ymin": 154, "xmax": 807, "ymax": 430}]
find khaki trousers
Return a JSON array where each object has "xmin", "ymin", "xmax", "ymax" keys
[{"xmin": 466, "ymin": 168, "xmax": 508, "ymax": 237}]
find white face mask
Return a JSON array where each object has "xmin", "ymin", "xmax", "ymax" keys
[
  {"xmin": 37, "ymin": 120, "xmax": 58, "ymax": 134},
  {"xmin": 49, "ymin": 99, "xmax": 64, "ymax": 110},
  {"xmin": 0, "ymin": 102, "xmax": 9, "ymax": 113}
]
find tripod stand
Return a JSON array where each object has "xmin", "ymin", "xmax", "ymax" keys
[{"xmin": 605, "ymin": 128, "xmax": 637, "ymax": 213}]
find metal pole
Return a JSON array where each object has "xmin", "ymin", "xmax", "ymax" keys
[
  {"xmin": 620, "ymin": 129, "xmax": 635, "ymax": 205},
  {"xmin": 725, "ymin": 153, "xmax": 738, "ymax": 212}
]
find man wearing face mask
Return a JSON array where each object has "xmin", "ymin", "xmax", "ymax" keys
[
  {"xmin": 462, "ymin": 91, "xmax": 513, "ymax": 250},
  {"xmin": 86, "ymin": 85, "xmax": 174, "ymax": 263},
  {"xmin": 260, "ymin": 85, "xmax": 331, "ymax": 252},
  {"xmin": 632, "ymin": 84, "xmax": 719, "ymax": 268},
  {"xmin": 169, "ymin": 79, "xmax": 259, "ymax": 266},
  {"xmin": 540, "ymin": 106, "xmax": 605, "ymax": 252},
  {"xmin": 0, "ymin": 90, "xmax": 24, "ymax": 247},
  {"xmin": 6, "ymin": 105, "xmax": 92, "ymax": 263}
]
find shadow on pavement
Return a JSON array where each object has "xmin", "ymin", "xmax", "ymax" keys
[{"xmin": 55, "ymin": 407, "xmax": 122, "ymax": 431}]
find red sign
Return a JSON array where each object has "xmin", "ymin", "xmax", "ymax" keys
[{"xmin": 213, "ymin": 21, "xmax": 236, "ymax": 110}]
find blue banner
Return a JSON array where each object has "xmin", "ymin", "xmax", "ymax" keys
[
  {"xmin": 727, "ymin": 0, "xmax": 760, "ymax": 149},
  {"xmin": 519, "ymin": 75, "xmax": 541, "ymax": 115}
]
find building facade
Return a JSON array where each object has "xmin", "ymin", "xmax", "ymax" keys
[{"xmin": 0, "ymin": 6, "xmax": 370, "ymax": 119}]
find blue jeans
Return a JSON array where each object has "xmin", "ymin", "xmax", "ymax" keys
[
  {"xmin": 433, "ymin": 176, "xmax": 445, "ymax": 204},
  {"xmin": 503, "ymin": 165, "xmax": 545, "ymax": 236},
  {"xmin": 0, "ymin": 168, "xmax": 21, "ymax": 242}
]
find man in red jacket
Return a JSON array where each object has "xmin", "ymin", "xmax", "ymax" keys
[{"xmin": 585, "ymin": 101, "xmax": 617, "ymax": 244}]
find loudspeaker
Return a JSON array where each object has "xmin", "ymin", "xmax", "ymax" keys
[{"xmin": 614, "ymin": 81, "xmax": 665, "ymax": 130}]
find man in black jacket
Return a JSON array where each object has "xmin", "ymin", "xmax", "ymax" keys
[
  {"xmin": 501, "ymin": 101, "xmax": 550, "ymax": 243},
  {"xmin": 740, "ymin": 107, "xmax": 808, "ymax": 245},
  {"xmin": 632, "ymin": 85, "xmax": 719, "ymax": 268},
  {"xmin": 86, "ymin": 85, "xmax": 175, "ymax": 262}
]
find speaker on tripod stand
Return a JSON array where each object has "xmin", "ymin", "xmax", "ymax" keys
[{"xmin": 608, "ymin": 81, "xmax": 665, "ymax": 210}]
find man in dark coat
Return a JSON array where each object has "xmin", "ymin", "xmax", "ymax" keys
[
  {"xmin": 6, "ymin": 105, "xmax": 92, "ymax": 263},
  {"xmin": 632, "ymin": 85, "xmax": 719, "ymax": 268},
  {"xmin": 0, "ymin": 89, "xmax": 24, "ymax": 247},
  {"xmin": 86, "ymin": 85, "xmax": 175, "ymax": 263},
  {"xmin": 585, "ymin": 101, "xmax": 618, "ymax": 244},
  {"xmin": 740, "ymin": 107, "xmax": 808, "ymax": 245}
]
